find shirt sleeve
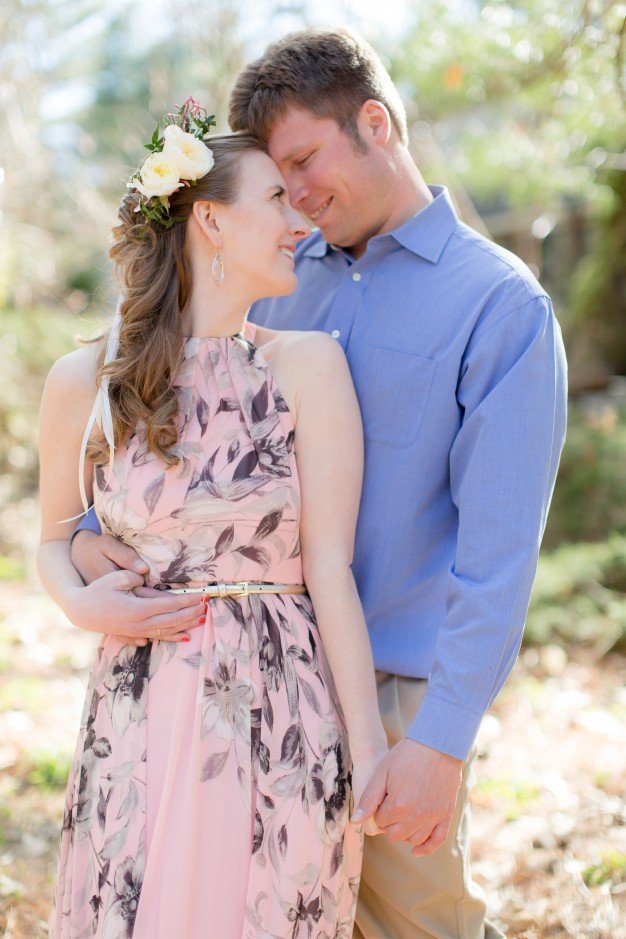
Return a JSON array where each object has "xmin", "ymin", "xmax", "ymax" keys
[
  {"xmin": 406, "ymin": 294, "xmax": 568, "ymax": 760},
  {"xmin": 71, "ymin": 506, "xmax": 102, "ymax": 542}
]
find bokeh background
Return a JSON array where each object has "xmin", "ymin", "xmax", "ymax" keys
[{"xmin": 1, "ymin": 1, "xmax": 625, "ymax": 936}]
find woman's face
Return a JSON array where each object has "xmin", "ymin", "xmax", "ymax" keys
[{"xmin": 215, "ymin": 150, "xmax": 310, "ymax": 300}]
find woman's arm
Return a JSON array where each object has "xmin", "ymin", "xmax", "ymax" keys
[
  {"xmin": 38, "ymin": 348, "xmax": 203, "ymax": 643},
  {"xmin": 280, "ymin": 332, "xmax": 388, "ymax": 802}
]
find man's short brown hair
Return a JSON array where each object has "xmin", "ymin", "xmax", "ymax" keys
[{"xmin": 228, "ymin": 27, "xmax": 408, "ymax": 150}]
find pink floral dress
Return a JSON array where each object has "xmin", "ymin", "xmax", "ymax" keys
[{"xmin": 49, "ymin": 320, "xmax": 363, "ymax": 938}]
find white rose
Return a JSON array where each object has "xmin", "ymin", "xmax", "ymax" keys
[
  {"xmin": 134, "ymin": 151, "xmax": 183, "ymax": 199},
  {"xmin": 162, "ymin": 124, "xmax": 214, "ymax": 181}
]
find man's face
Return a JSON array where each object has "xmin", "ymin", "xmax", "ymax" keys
[{"xmin": 267, "ymin": 105, "xmax": 387, "ymax": 252}]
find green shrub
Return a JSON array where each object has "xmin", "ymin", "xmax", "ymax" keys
[
  {"xmin": 527, "ymin": 535, "xmax": 626, "ymax": 649},
  {"xmin": 583, "ymin": 851, "xmax": 626, "ymax": 887},
  {"xmin": 544, "ymin": 402, "xmax": 626, "ymax": 546},
  {"xmin": 24, "ymin": 748, "xmax": 72, "ymax": 790},
  {"xmin": 0, "ymin": 305, "xmax": 101, "ymax": 541}
]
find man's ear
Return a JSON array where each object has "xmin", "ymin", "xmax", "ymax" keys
[
  {"xmin": 359, "ymin": 99, "xmax": 392, "ymax": 146},
  {"xmin": 190, "ymin": 200, "xmax": 222, "ymax": 249}
]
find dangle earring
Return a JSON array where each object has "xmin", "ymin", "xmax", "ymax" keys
[{"xmin": 211, "ymin": 249, "xmax": 225, "ymax": 286}]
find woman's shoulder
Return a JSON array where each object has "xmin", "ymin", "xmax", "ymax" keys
[
  {"xmin": 253, "ymin": 325, "xmax": 345, "ymax": 369},
  {"xmin": 252, "ymin": 325, "xmax": 352, "ymax": 421},
  {"xmin": 44, "ymin": 341, "xmax": 102, "ymax": 406}
]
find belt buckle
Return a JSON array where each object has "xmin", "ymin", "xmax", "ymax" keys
[{"xmin": 200, "ymin": 581, "xmax": 250, "ymax": 598}]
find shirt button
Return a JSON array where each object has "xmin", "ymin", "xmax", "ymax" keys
[
  {"xmin": 331, "ymin": 329, "xmax": 341, "ymax": 339},
  {"xmin": 352, "ymin": 272, "xmax": 362, "ymax": 282}
]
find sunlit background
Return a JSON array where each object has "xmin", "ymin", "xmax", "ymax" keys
[{"xmin": 1, "ymin": 1, "xmax": 625, "ymax": 936}]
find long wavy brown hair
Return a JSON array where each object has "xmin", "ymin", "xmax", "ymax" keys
[{"xmin": 87, "ymin": 132, "xmax": 262, "ymax": 467}]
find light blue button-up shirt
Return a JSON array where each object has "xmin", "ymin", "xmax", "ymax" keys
[
  {"xmin": 77, "ymin": 186, "xmax": 567, "ymax": 760},
  {"xmin": 248, "ymin": 185, "xmax": 568, "ymax": 760}
]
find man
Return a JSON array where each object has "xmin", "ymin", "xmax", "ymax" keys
[{"xmin": 71, "ymin": 28, "xmax": 567, "ymax": 938}]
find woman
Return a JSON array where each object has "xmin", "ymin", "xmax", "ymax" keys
[{"xmin": 39, "ymin": 98, "xmax": 388, "ymax": 937}]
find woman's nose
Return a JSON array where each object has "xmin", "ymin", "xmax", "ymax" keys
[{"xmin": 288, "ymin": 207, "xmax": 311, "ymax": 242}]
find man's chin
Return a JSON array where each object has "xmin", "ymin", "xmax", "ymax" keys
[
  {"xmin": 316, "ymin": 216, "xmax": 338, "ymax": 240},
  {"xmin": 318, "ymin": 222, "xmax": 362, "ymax": 253},
  {"xmin": 318, "ymin": 225, "xmax": 347, "ymax": 248}
]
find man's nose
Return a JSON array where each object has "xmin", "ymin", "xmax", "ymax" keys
[{"xmin": 287, "ymin": 177, "xmax": 309, "ymax": 211}]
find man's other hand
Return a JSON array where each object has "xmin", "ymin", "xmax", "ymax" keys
[{"xmin": 71, "ymin": 530, "xmax": 149, "ymax": 584}]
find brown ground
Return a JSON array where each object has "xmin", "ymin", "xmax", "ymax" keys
[{"xmin": 1, "ymin": 581, "xmax": 624, "ymax": 938}]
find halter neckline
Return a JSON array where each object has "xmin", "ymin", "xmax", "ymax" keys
[{"xmin": 182, "ymin": 320, "xmax": 256, "ymax": 344}]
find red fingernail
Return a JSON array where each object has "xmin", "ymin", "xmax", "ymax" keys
[
  {"xmin": 199, "ymin": 615, "xmax": 206, "ymax": 624},
  {"xmin": 182, "ymin": 636, "xmax": 191, "ymax": 642}
]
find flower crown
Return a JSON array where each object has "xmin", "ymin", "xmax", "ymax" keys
[{"xmin": 129, "ymin": 97, "xmax": 217, "ymax": 228}]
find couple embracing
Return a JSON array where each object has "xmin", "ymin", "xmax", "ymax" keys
[{"xmin": 40, "ymin": 26, "xmax": 567, "ymax": 939}]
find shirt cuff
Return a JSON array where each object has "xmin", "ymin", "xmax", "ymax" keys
[
  {"xmin": 70, "ymin": 507, "xmax": 102, "ymax": 543},
  {"xmin": 406, "ymin": 689, "xmax": 484, "ymax": 762}
]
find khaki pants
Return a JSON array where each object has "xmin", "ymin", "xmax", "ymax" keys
[{"xmin": 353, "ymin": 673, "xmax": 505, "ymax": 939}]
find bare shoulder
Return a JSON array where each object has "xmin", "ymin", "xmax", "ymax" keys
[
  {"xmin": 254, "ymin": 325, "xmax": 347, "ymax": 375},
  {"xmin": 43, "ymin": 341, "xmax": 102, "ymax": 422},
  {"xmin": 47, "ymin": 341, "xmax": 100, "ymax": 389},
  {"xmin": 253, "ymin": 326, "xmax": 354, "ymax": 421}
]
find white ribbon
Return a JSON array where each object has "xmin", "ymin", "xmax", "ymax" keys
[{"xmin": 59, "ymin": 298, "xmax": 122, "ymax": 522}]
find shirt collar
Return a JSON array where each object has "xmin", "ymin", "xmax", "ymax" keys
[
  {"xmin": 388, "ymin": 186, "xmax": 458, "ymax": 263},
  {"xmin": 302, "ymin": 230, "xmax": 330, "ymax": 258},
  {"xmin": 301, "ymin": 185, "xmax": 458, "ymax": 264}
]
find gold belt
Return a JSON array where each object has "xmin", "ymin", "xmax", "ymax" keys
[{"xmin": 167, "ymin": 580, "xmax": 307, "ymax": 598}]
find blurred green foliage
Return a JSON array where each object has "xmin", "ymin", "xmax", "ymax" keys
[
  {"xmin": 24, "ymin": 749, "xmax": 73, "ymax": 791},
  {"xmin": 0, "ymin": 0, "xmax": 246, "ymax": 309},
  {"xmin": 0, "ymin": 677, "xmax": 48, "ymax": 715},
  {"xmin": 474, "ymin": 777, "xmax": 541, "ymax": 821},
  {"xmin": 570, "ymin": 168, "xmax": 626, "ymax": 375},
  {"xmin": 583, "ymin": 851, "xmax": 626, "ymax": 887},
  {"xmin": 526, "ymin": 534, "xmax": 626, "ymax": 650},
  {"xmin": 543, "ymin": 402, "xmax": 626, "ymax": 545},
  {"xmin": 0, "ymin": 306, "xmax": 99, "ymax": 559},
  {"xmin": 0, "ymin": 307, "xmax": 98, "ymax": 499},
  {"xmin": 391, "ymin": 0, "xmax": 625, "ymax": 210}
]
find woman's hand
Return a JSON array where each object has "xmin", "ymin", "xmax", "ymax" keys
[
  {"xmin": 350, "ymin": 748, "xmax": 389, "ymax": 836},
  {"xmin": 62, "ymin": 570, "xmax": 205, "ymax": 647}
]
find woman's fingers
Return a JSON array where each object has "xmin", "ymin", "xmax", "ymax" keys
[
  {"xmin": 141, "ymin": 603, "xmax": 205, "ymax": 636},
  {"xmin": 130, "ymin": 589, "xmax": 203, "ymax": 616},
  {"xmin": 112, "ymin": 635, "xmax": 149, "ymax": 647},
  {"xmin": 112, "ymin": 633, "xmax": 192, "ymax": 647},
  {"xmin": 77, "ymin": 572, "xmax": 203, "ymax": 637}
]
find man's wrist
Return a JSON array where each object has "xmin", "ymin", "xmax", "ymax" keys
[
  {"xmin": 70, "ymin": 526, "xmax": 99, "ymax": 547},
  {"xmin": 69, "ymin": 528, "xmax": 100, "ymax": 584},
  {"xmin": 407, "ymin": 688, "xmax": 482, "ymax": 762},
  {"xmin": 401, "ymin": 736, "xmax": 464, "ymax": 767}
]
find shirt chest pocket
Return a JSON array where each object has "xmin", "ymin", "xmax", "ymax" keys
[{"xmin": 352, "ymin": 347, "xmax": 437, "ymax": 449}]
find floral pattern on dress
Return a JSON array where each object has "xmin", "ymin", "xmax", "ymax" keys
[{"xmin": 50, "ymin": 321, "xmax": 362, "ymax": 938}]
